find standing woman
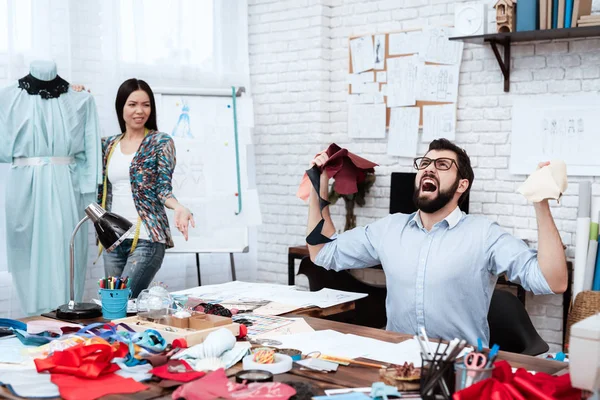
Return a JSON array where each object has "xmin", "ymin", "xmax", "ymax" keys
[{"xmin": 98, "ymin": 78, "xmax": 194, "ymax": 297}]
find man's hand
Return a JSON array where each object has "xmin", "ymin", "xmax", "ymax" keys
[
  {"xmin": 310, "ymin": 151, "xmax": 329, "ymax": 169},
  {"xmin": 537, "ymin": 161, "xmax": 550, "ymax": 169}
]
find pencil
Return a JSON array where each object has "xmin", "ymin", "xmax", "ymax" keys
[
  {"xmin": 319, "ymin": 354, "xmax": 385, "ymax": 369},
  {"xmin": 348, "ymin": 359, "xmax": 386, "ymax": 368}
]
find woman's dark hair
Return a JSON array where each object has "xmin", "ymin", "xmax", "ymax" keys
[
  {"xmin": 115, "ymin": 78, "xmax": 158, "ymax": 133},
  {"xmin": 427, "ymin": 138, "xmax": 474, "ymax": 206}
]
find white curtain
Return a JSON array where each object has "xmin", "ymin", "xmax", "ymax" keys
[{"xmin": 0, "ymin": 0, "xmax": 250, "ymax": 315}]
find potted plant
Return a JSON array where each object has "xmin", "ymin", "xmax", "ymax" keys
[{"xmin": 328, "ymin": 171, "xmax": 376, "ymax": 231}]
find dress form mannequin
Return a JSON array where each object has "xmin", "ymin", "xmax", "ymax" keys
[{"xmin": 0, "ymin": 60, "xmax": 102, "ymax": 315}]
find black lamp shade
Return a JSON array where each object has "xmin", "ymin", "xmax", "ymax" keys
[
  {"xmin": 95, "ymin": 212, "xmax": 134, "ymax": 252},
  {"xmin": 85, "ymin": 203, "xmax": 134, "ymax": 253}
]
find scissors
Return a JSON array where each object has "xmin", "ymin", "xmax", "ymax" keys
[{"xmin": 463, "ymin": 352, "xmax": 488, "ymax": 387}]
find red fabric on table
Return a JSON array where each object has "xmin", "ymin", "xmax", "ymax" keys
[
  {"xmin": 171, "ymin": 368, "xmax": 296, "ymax": 400},
  {"xmin": 50, "ymin": 372, "xmax": 148, "ymax": 400},
  {"xmin": 150, "ymin": 359, "xmax": 206, "ymax": 382},
  {"xmin": 34, "ymin": 341, "xmax": 129, "ymax": 378},
  {"xmin": 452, "ymin": 360, "xmax": 581, "ymax": 400}
]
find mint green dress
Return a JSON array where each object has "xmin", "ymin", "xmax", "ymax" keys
[{"xmin": 0, "ymin": 61, "xmax": 101, "ymax": 315}]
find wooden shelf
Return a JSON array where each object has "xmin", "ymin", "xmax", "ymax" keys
[{"xmin": 449, "ymin": 26, "xmax": 600, "ymax": 92}]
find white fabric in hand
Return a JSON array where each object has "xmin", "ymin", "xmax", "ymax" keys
[{"xmin": 517, "ymin": 160, "xmax": 568, "ymax": 203}]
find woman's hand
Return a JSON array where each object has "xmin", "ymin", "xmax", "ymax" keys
[
  {"xmin": 174, "ymin": 205, "xmax": 195, "ymax": 240},
  {"xmin": 71, "ymin": 84, "xmax": 90, "ymax": 92}
]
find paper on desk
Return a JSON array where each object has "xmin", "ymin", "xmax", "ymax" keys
[
  {"xmin": 252, "ymin": 318, "xmax": 315, "ymax": 339},
  {"xmin": 359, "ymin": 338, "xmax": 472, "ymax": 367},
  {"xmin": 269, "ymin": 330, "xmax": 369, "ymax": 359},
  {"xmin": 252, "ymin": 302, "xmax": 300, "ymax": 316},
  {"xmin": 171, "ymin": 281, "xmax": 367, "ymax": 309},
  {"xmin": 278, "ymin": 288, "xmax": 368, "ymax": 308}
]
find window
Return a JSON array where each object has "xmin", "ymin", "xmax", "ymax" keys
[
  {"xmin": 0, "ymin": 0, "xmax": 32, "ymax": 52},
  {"xmin": 118, "ymin": 0, "xmax": 213, "ymax": 69}
]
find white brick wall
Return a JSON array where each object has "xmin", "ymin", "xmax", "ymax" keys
[{"xmin": 248, "ymin": 0, "xmax": 600, "ymax": 352}]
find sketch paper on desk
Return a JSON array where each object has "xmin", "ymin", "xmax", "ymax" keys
[
  {"xmin": 358, "ymin": 337, "xmax": 472, "ymax": 367},
  {"xmin": 388, "ymin": 31, "xmax": 421, "ymax": 55},
  {"xmin": 387, "ymin": 107, "xmax": 420, "ymax": 157},
  {"xmin": 348, "ymin": 103, "xmax": 386, "ymax": 139},
  {"xmin": 253, "ymin": 318, "xmax": 315, "ymax": 338},
  {"xmin": 269, "ymin": 330, "xmax": 369, "ymax": 359},
  {"xmin": 171, "ymin": 281, "xmax": 367, "ymax": 309},
  {"xmin": 422, "ymin": 104, "xmax": 456, "ymax": 141},
  {"xmin": 252, "ymin": 302, "xmax": 301, "ymax": 316},
  {"xmin": 374, "ymin": 34, "xmax": 386, "ymax": 70},
  {"xmin": 416, "ymin": 64, "xmax": 459, "ymax": 102},
  {"xmin": 386, "ymin": 55, "xmax": 421, "ymax": 107},
  {"xmin": 350, "ymin": 36, "xmax": 375, "ymax": 73},
  {"xmin": 510, "ymin": 94, "xmax": 600, "ymax": 175},
  {"xmin": 419, "ymin": 27, "xmax": 464, "ymax": 65},
  {"xmin": 232, "ymin": 314, "xmax": 294, "ymax": 336}
]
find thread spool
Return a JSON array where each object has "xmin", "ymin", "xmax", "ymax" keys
[{"xmin": 242, "ymin": 354, "xmax": 293, "ymax": 374}]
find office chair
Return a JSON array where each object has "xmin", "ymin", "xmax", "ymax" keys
[
  {"xmin": 487, "ymin": 289, "xmax": 549, "ymax": 356},
  {"xmin": 297, "ymin": 257, "xmax": 387, "ymax": 328}
]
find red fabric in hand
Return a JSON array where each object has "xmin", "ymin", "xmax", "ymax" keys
[
  {"xmin": 296, "ymin": 143, "xmax": 378, "ymax": 201},
  {"xmin": 34, "ymin": 342, "xmax": 129, "ymax": 378},
  {"xmin": 453, "ymin": 360, "xmax": 581, "ymax": 400},
  {"xmin": 150, "ymin": 360, "xmax": 206, "ymax": 382},
  {"xmin": 51, "ymin": 372, "xmax": 148, "ymax": 400}
]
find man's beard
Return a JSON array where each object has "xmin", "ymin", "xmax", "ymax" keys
[{"xmin": 412, "ymin": 175, "xmax": 460, "ymax": 214}]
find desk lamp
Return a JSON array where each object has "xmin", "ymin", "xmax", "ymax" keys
[{"xmin": 56, "ymin": 203, "xmax": 134, "ymax": 319}]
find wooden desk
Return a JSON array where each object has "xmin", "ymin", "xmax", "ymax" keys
[{"xmin": 4, "ymin": 316, "xmax": 567, "ymax": 400}]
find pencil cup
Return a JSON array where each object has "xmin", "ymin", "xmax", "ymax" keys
[
  {"xmin": 98, "ymin": 288, "xmax": 131, "ymax": 320},
  {"xmin": 420, "ymin": 356, "xmax": 455, "ymax": 400},
  {"xmin": 454, "ymin": 362, "xmax": 494, "ymax": 391}
]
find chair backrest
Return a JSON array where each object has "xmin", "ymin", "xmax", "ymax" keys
[
  {"xmin": 487, "ymin": 289, "xmax": 549, "ymax": 356},
  {"xmin": 297, "ymin": 257, "xmax": 387, "ymax": 328},
  {"xmin": 390, "ymin": 172, "xmax": 470, "ymax": 215}
]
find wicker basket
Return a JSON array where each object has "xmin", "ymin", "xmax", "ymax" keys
[{"xmin": 565, "ymin": 291, "xmax": 600, "ymax": 350}]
